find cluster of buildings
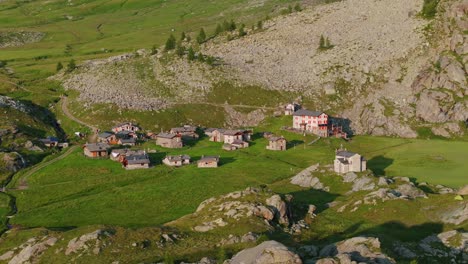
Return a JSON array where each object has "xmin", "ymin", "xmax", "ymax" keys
[{"xmin": 97, "ymin": 122, "xmax": 139, "ymax": 146}]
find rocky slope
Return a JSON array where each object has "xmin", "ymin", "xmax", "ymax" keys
[{"xmin": 59, "ymin": 0, "xmax": 467, "ymax": 137}]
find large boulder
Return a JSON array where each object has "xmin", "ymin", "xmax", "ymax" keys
[
  {"xmin": 266, "ymin": 195, "xmax": 289, "ymax": 225},
  {"xmin": 229, "ymin": 240, "xmax": 302, "ymax": 264},
  {"xmin": 319, "ymin": 237, "xmax": 395, "ymax": 264},
  {"xmin": 458, "ymin": 185, "xmax": 468, "ymax": 195}
]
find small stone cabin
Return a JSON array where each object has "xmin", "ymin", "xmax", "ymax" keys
[
  {"xmin": 112, "ymin": 122, "xmax": 140, "ymax": 133},
  {"xmin": 83, "ymin": 143, "xmax": 110, "ymax": 158},
  {"xmin": 98, "ymin": 132, "xmax": 117, "ymax": 144},
  {"xmin": 209, "ymin": 128, "xmax": 226, "ymax": 142},
  {"xmin": 163, "ymin": 155, "xmax": 191, "ymax": 167},
  {"xmin": 118, "ymin": 138, "xmax": 136, "ymax": 146},
  {"xmin": 156, "ymin": 133, "xmax": 183, "ymax": 148},
  {"xmin": 284, "ymin": 103, "xmax": 300, "ymax": 115},
  {"xmin": 334, "ymin": 150, "xmax": 367, "ymax": 174},
  {"xmin": 123, "ymin": 153, "xmax": 150, "ymax": 170},
  {"xmin": 197, "ymin": 156, "xmax": 220, "ymax": 168},
  {"xmin": 170, "ymin": 126, "xmax": 199, "ymax": 139},
  {"xmin": 267, "ymin": 136, "xmax": 287, "ymax": 151},
  {"xmin": 111, "ymin": 149, "xmax": 145, "ymax": 162}
]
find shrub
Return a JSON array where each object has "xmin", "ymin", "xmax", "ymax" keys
[
  {"xmin": 421, "ymin": 0, "xmax": 439, "ymax": 19},
  {"xmin": 56, "ymin": 62, "xmax": 63, "ymax": 72},
  {"xmin": 238, "ymin": 24, "xmax": 246, "ymax": 37},
  {"xmin": 180, "ymin": 31, "xmax": 186, "ymax": 41},
  {"xmin": 197, "ymin": 28, "xmax": 206, "ymax": 44},
  {"xmin": 66, "ymin": 59, "xmax": 76, "ymax": 73},
  {"xmin": 165, "ymin": 34, "xmax": 176, "ymax": 51},
  {"xmin": 187, "ymin": 47, "xmax": 195, "ymax": 61},
  {"xmin": 319, "ymin": 34, "xmax": 333, "ymax": 50},
  {"xmin": 294, "ymin": 3, "xmax": 302, "ymax": 12},
  {"xmin": 176, "ymin": 43, "xmax": 185, "ymax": 57},
  {"xmin": 206, "ymin": 56, "xmax": 215, "ymax": 66},
  {"xmin": 151, "ymin": 45, "xmax": 158, "ymax": 55},
  {"xmin": 217, "ymin": 247, "xmax": 226, "ymax": 264},
  {"xmin": 0, "ymin": 60, "xmax": 7, "ymax": 68},
  {"xmin": 198, "ymin": 52, "xmax": 205, "ymax": 62},
  {"xmin": 215, "ymin": 24, "xmax": 223, "ymax": 35},
  {"xmin": 257, "ymin": 20, "xmax": 263, "ymax": 29}
]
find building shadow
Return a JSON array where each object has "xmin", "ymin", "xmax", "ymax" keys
[
  {"xmin": 367, "ymin": 155, "xmax": 393, "ymax": 176},
  {"xmin": 287, "ymin": 140, "xmax": 305, "ymax": 148}
]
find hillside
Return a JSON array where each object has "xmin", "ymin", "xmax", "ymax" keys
[{"xmin": 52, "ymin": 0, "xmax": 468, "ymax": 138}]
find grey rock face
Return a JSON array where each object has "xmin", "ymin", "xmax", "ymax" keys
[{"xmin": 229, "ymin": 240, "xmax": 302, "ymax": 264}]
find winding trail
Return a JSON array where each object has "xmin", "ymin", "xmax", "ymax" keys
[
  {"xmin": 61, "ymin": 96, "xmax": 98, "ymax": 142},
  {"xmin": 16, "ymin": 146, "xmax": 79, "ymax": 189},
  {"xmin": 174, "ymin": 102, "xmax": 278, "ymax": 111}
]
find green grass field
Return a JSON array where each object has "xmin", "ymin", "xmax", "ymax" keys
[{"xmin": 8, "ymin": 116, "xmax": 468, "ymax": 229}]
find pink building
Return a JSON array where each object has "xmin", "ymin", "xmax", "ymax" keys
[{"xmin": 292, "ymin": 110, "xmax": 329, "ymax": 137}]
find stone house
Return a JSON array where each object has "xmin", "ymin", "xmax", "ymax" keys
[
  {"xmin": 116, "ymin": 130, "xmax": 138, "ymax": 139},
  {"xmin": 197, "ymin": 156, "xmax": 220, "ymax": 168},
  {"xmin": 112, "ymin": 122, "xmax": 140, "ymax": 133},
  {"xmin": 163, "ymin": 155, "xmax": 191, "ymax": 167},
  {"xmin": 334, "ymin": 150, "xmax": 367, "ymax": 174},
  {"xmin": 209, "ymin": 128, "xmax": 226, "ymax": 142},
  {"xmin": 83, "ymin": 143, "xmax": 110, "ymax": 158},
  {"xmin": 118, "ymin": 138, "xmax": 136, "ymax": 146},
  {"xmin": 98, "ymin": 132, "xmax": 117, "ymax": 144},
  {"xmin": 222, "ymin": 143, "xmax": 238, "ymax": 151},
  {"xmin": 156, "ymin": 133, "xmax": 183, "ymax": 148},
  {"xmin": 170, "ymin": 125, "xmax": 199, "ymax": 139},
  {"xmin": 123, "ymin": 153, "xmax": 150, "ymax": 170},
  {"xmin": 111, "ymin": 149, "xmax": 144, "ymax": 162},
  {"xmin": 267, "ymin": 136, "xmax": 287, "ymax": 151},
  {"xmin": 292, "ymin": 109, "xmax": 329, "ymax": 137}
]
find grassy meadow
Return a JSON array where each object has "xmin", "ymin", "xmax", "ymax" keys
[{"xmin": 7, "ymin": 116, "xmax": 468, "ymax": 229}]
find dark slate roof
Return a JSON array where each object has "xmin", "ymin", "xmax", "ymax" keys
[
  {"xmin": 269, "ymin": 136, "xmax": 286, "ymax": 142},
  {"xmin": 336, "ymin": 151, "xmax": 358, "ymax": 158},
  {"xmin": 85, "ymin": 143, "xmax": 110, "ymax": 152},
  {"xmin": 157, "ymin": 132, "xmax": 178, "ymax": 139},
  {"xmin": 205, "ymin": 128, "xmax": 217, "ymax": 133},
  {"xmin": 292, "ymin": 109, "xmax": 324, "ymax": 117},
  {"xmin": 198, "ymin": 156, "xmax": 220, "ymax": 163},
  {"xmin": 119, "ymin": 138, "xmax": 136, "ymax": 144},
  {"xmin": 165, "ymin": 155, "xmax": 191, "ymax": 162},
  {"xmin": 126, "ymin": 154, "xmax": 150, "ymax": 164},
  {"xmin": 171, "ymin": 126, "xmax": 197, "ymax": 133},
  {"xmin": 223, "ymin": 130, "xmax": 243, "ymax": 136},
  {"xmin": 98, "ymin": 132, "xmax": 114, "ymax": 138}
]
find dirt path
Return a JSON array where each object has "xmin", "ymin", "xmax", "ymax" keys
[
  {"xmin": 175, "ymin": 102, "xmax": 278, "ymax": 111},
  {"xmin": 61, "ymin": 96, "xmax": 98, "ymax": 142},
  {"xmin": 14, "ymin": 145, "xmax": 79, "ymax": 190}
]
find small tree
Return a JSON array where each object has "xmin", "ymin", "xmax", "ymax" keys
[
  {"xmin": 187, "ymin": 47, "xmax": 195, "ymax": 61},
  {"xmin": 66, "ymin": 59, "xmax": 76, "ymax": 73},
  {"xmin": 238, "ymin": 24, "xmax": 246, "ymax": 37},
  {"xmin": 0, "ymin": 60, "xmax": 7, "ymax": 68},
  {"xmin": 181, "ymin": 31, "xmax": 186, "ymax": 41},
  {"xmin": 165, "ymin": 34, "xmax": 176, "ymax": 51},
  {"xmin": 319, "ymin": 35, "xmax": 326, "ymax": 49},
  {"xmin": 64, "ymin": 44, "xmax": 72, "ymax": 55},
  {"xmin": 197, "ymin": 28, "xmax": 206, "ymax": 44},
  {"xmin": 56, "ymin": 62, "xmax": 63, "ymax": 72},
  {"xmin": 215, "ymin": 24, "xmax": 223, "ymax": 35},
  {"xmin": 223, "ymin": 20, "xmax": 231, "ymax": 31},
  {"xmin": 176, "ymin": 43, "xmax": 185, "ymax": 57},
  {"xmin": 257, "ymin": 20, "xmax": 263, "ymax": 30},
  {"xmin": 294, "ymin": 3, "xmax": 302, "ymax": 12},
  {"xmin": 229, "ymin": 19, "xmax": 236, "ymax": 31}
]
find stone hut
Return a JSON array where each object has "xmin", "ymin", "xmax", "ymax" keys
[
  {"xmin": 98, "ymin": 132, "xmax": 117, "ymax": 144},
  {"xmin": 334, "ymin": 150, "xmax": 367, "ymax": 174},
  {"xmin": 197, "ymin": 156, "xmax": 220, "ymax": 168},
  {"xmin": 163, "ymin": 155, "xmax": 191, "ymax": 167},
  {"xmin": 124, "ymin": 153, "xmax": 150, "ymax": 170},
  {"xmin": 112, "ymin": 122, "xmax": 140, "ymax": 133},
  {"xmin": 156, "ymin": 133, "xmax": 183, "ymax": 148},
  {"xmin": 170, "ymin": 125, "xmax": 199, "ymax": 139},
  {"xmin": 266, "ymin": 136, "xmax": 287, "ymax": 151},
  {"xmin": 83, "ymin": 143, "xmax": 110, "ymax": 158}
]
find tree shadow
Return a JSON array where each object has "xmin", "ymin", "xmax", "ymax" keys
[
  {"xmin": 287, "ymin": 140, "xmax": 304, "ymax": 148},
  {"xmin": 367, "ymin": 155, "xmax": 393, "ymax": 176},
  {"xmin": 148, "ymin": 151, "xmax": 167, "ymax": 165},
  {"xmin": 330, "ymin": 117, "xmax": 354, "ymax": 138}
]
